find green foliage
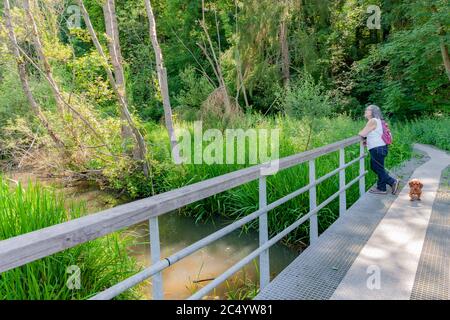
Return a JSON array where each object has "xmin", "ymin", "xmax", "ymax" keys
[
  {"xmin": 0, "ymin": 64, "xmax": 31, "ymax": 128},
  {"xmin": 174, "ymin": 66, "xmax": 214, "ymax": 121},
  {"xmin": 351, "ymin": 0, "xmax": 450, "ymax": 118},
  {"xmin": 224, "ymin": 261, "xmax": 260, "ymax": 300},
  {"xmin": 0, "ymin": 177, "xmax": 142, "ymax": 299},
  {"xmin": 5, "ymin": 0, "xmax": 448, "ymax": 122},
  {"xmin": 394, "ymin": 116, "xmax": 450, "ymax": 152},
  {"xmin": 67, "ymin": 49, "xmax": 115, "ymax": 110},
  {"xmin": 283, "ymin": 73, "xmax": 335, "ymax": 150},
  {"xmin": 283, "ymin": 73, "xmax": 334, "ymax": 120}
]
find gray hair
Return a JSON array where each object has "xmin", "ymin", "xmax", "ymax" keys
[{"xmin": 366, "ymin": 104, "xmax": 384, "ymax": 120}]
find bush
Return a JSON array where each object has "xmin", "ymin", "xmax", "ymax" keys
[
  {"xmin": 283, "ymin": 73, "xmax": 334, "ymax": 120},
  {"xmin": 283, "ymin": 73, "xmax": 335, "ymax": 150},
  {"xmin": 394, "ymin": 116, "xmax": 450, "ymax": 152},
  {"xmin": 174, "ymin": 66, "xmax": 214, "ymax": 121}
]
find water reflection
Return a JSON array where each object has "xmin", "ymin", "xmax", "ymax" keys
[{"xmin": 126, "ymin": 213, "xmax": 298, "ymax": 300}]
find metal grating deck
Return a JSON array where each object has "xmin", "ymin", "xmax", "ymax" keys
[
  {"xmin": 411, "ymin": 167, "xmax": 450, "ymax": 300},
  {"xmin": 255, "ymin": 152, "xmax": 430, "ymax": 300}
]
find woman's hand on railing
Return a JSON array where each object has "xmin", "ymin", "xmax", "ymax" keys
[{"xmin": 358, "ymin": 134, "xmax": 367, "ymax": 146}]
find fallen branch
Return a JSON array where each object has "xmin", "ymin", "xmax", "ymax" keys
[{"xmin": 193, "ymin": 278, "xmax": 215, "ymax": 284}]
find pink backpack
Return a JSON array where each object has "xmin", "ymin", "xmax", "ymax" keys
[{"xmin": 381, "ymin": 120, "xmax": 392, "ymax": 145}]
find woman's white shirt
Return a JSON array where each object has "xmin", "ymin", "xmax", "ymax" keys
[{"xmin": 366, "ymin": 118, "xmax": 386, "ymax": 150}]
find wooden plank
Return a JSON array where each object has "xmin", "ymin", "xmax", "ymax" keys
[{"xmin": 0, "ymin": 136, "xmax": 361, "ymax": 273}]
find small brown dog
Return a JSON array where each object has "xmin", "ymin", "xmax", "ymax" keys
[{"xmin": 408, "ymin": 179, "xmax": 423, "ymax": 201}]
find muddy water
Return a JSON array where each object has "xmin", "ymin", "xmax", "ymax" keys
[
  {"xmin": 127, "ymin": 215, "xmax": 298, "ymax": 300},
  {"xmin": 7, "ymin": 171, "xmax": 298, "ymax": 300}
]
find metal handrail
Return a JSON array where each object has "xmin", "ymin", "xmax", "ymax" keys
[
  {"xmin": 188, "ymin": 172, "xmax": 366, "ymax": 300},
  {"xmin": 0, "ymin": 135, "xmax": 366, "ymax": 300}
]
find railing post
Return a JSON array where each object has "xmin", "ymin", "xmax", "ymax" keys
[
  {"xmin": 339, "ymin": 147, "xmax": 346, "ymax": 216},
  {"xmin": 309, "ymin": 159, "xmax": 318, "ymax": 244},
  {"xmin": 359, "ymin": 140, "xmax": 366, "ymax": 196},
  {"xmin": 149, "ymin": 217, "xmax": 163, "ymax": 300},
  {"xmin": 259, "ymin": 176, "xmax": 270, "ymax": 290}
]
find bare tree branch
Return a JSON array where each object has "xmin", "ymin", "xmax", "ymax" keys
[
  {"xmin": 3, "ymin": 0, "xmax": 65, "ymax": 149},
  {"xmin": 76, "ymin": 0, "xmax": 150, "ymax": 176}
]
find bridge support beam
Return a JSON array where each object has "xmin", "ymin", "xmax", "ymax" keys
[
  {"xmin": 149, "ymin": 217, "xmax": 163, "ymax": 300},
  {"xmin": 259, "ymin": 176, "xmax": 270, "ymax": 290},
  {"xmin": 339, "ymin": 147, "xmax": 347, "ymax": 216},
  {"xmin": 309, "ymin": 159, "xmax": 318, "ymax": 243},
  {"xmin": 359, "ymin": 141, "xmax": 366, "ymax": 196}
]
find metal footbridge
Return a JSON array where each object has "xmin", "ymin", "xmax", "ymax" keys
[{"xmin": 0, "ymin": 137, "xmax": 448, "ymax": 300}]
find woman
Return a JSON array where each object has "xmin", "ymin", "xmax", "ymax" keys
[{"xmin": 359, "ymin": 105, "xmax": 399, "ymax": 195}]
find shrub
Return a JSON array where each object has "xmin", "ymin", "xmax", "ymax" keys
[
  {"xmin": 174, "ymin": 66, "xmax": 215, "ymax": 121},
  {"xmin": 283, "ymin": 73, "xmax": 335, "ymax": 150}
]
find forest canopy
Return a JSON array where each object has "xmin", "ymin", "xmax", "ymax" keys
[{"xmin": 0, "ymin": 0, "xmax": 449, "ymax": 197}]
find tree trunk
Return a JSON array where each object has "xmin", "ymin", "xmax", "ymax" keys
[
  {"xmin": 198, "ymin": 22, "xmax": 233, "ymax": 117},
  {"xmin": 305, "ymin": 120, "xmax": 314, "ymax": 151},
  {"xmin": 234, "ymin": 1, "xmax": 249, "ymax": 110},
  {"xmin": 200, "ymin": 0, "xmax": 234, "ymax": 116},
  {"xmin": 235, "ymin": 48, "xmax": 250, "ymax": 109},
  {"xmin": 102, "ymin": 0, "xmax": 134, "ymax": 143},
  {"xmin": 144, "ymin": 0, "xmax": 181, "ymax": 164},
  {"xmin": 77, "ymin": 0, "xmax": 150, "ymax": 176},
  {"xmin": 22, "ymin": 0, "xmax": 107, "ymax": 149},
  {"xmin": 23, "ymin": 0, "xmax": 65, "ymax": 115},
  {"xmin": 280, "ymin": 3, "xmax": 290, "ymax": 87},
  {"xmin": 440, "ymin": 39, "xmax": 450, "ymax": 81},
  {"xmin": 432, "ymin": 6, "xmax": 450, "ymax": 82},
  {"xmin": 4, "ymin": 0, "xmax": 64, "ymax": 149}
]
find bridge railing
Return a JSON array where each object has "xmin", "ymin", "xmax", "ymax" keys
[{"xmin": 0, "ymin": 136, "xmax": 367, "ymax": 300}]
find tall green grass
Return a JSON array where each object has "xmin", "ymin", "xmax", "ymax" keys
[
  {"xmin": 392, "ymin": 116, "xmax": 450, "ymax": 152},
  {"xmin": 0, "ymin": 177, "xmax": 142, "ymax": 299},
  {"xmin": 144, "ymin": 114, "xmax": 433, "ymax": 246}
]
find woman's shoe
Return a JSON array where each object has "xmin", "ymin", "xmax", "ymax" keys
[
  {"xmin": 369, "ymin": 187, "xmax": 387, "ymax": 194},
  {"xmin": 391, "ymin": 179, "xmax": 400, "ymax": 195}
]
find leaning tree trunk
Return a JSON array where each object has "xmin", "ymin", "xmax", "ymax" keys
[
  {"xmin": 198, "ymin": 24, "xmax": 233, "ymax": 116},
  {"xmin": 102, "ymin": 0, "xmax": 134, "ymax": 144},
  {"xmin": 440, "ymin": 39, "xmax": 450, "ymax": 81},
  {"xmin": 143, "ymin": 0, "xmax": 180, "ymax": 164},
  {"xmin": 23, "ymin": 0, "xmax": 65, "ymax": 115},
  {"xmin": 4, "ymin": 0, "xmax": 64, "ymax": 149},
  {"xmin": 77, "ymin": 0, "xmax": 150, "ymax": 176},
  {"xmin": 432, "ymin": 6, "xmax": 450, "ymax": 82},
  {"xmin": 22, "ymin": 0, "xmax": 107, "ymax": 148},
  {"xmin": 199, "ymin": 0, "xmax": 234, "ymax": 118},
  {"xmin": 279, "ymin": 2, "xmax": 290, "ymax": 87},
  {"xmin": 235, "ymin": 48, "xmax": 250, "ymax": 109},
  {"xmin": 234, "ymin": 0, "xmax": 249, "ymax": 109}
]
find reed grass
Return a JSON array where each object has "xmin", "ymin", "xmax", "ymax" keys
[
  {"xmin": 146, "ymin": 114, "xmax": 416, "ymax": 246},
  {"xmin": 0, "ymin": 177, "xmax": 142, "ymax": 300}
]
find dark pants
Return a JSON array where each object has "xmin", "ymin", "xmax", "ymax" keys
[{"xmin": 369, "ymin": 145, "xmax": 396, "ymax": 192}]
